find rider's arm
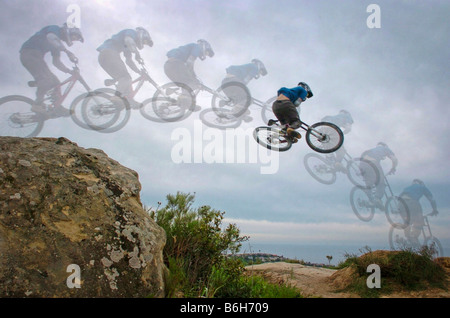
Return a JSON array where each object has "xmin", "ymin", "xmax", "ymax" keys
[
  {"xmin": 424, "ymin": 188, "xmax": 438, "ymax": 214},
  {"xmin": 123, "ymin": 49, "xmax": 141, "ymax": 74},
  {"xmin": 387, "ymin": 155, "xmax": 398, "ymax": 175},
  {"xmin": 50, "ymin": 50, "xmax": 73, "ymax": 74},
  {"xmin": 124, "ymin": 36, "xmax": 143, "ymax": 63},
  {"xmin": 47, "ymin": 33, "xmax": 77, "ymax": 64}
]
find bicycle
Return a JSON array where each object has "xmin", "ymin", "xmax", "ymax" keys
[
  {"xmin": 388, "ymin": 212, "xmax": 444, "ymax": 258},
  {"xmin": 145, "ymin": 79, "xmax": 252, "ymax": 125},
  {"xmin": 304, "ymin": 151, "xmax": 380, "ymax": 188},
  {"xmin": 253, "ymin": 119, "xmax": 344, "ymax": 153},
  {"xmin": 349, "ymin": 174, "xmax": 410, "ymax": 229},
  {"xmin": 199, "ymin": 85, "xmax": 277, "ymax": 130},
  {"xmin": 141, "ymin": 80, "xmax": 199, "ymax": 123},
  {"xmin": 0, "ymin": 62, "xmax": 98, "ymax": 137}
]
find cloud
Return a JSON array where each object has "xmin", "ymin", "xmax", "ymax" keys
[{"xmin": 0, "ymin": 0, "xmax": 448, "ymax": 251}]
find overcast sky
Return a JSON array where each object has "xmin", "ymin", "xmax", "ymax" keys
[{"xmin": 1, "ymin": 0, "xmax": 449, "ymax": 256}]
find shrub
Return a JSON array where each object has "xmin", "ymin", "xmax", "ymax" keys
[
  {"xmin": 148, "ymin": 192, "xmax": 249, "ymax": 297},
  {"xmin": 148, "ymin": 192, "xmax": 302, "ymax": 298},
  {"xmin": 338, "ymin": 246, "xmax": 447, "ymax": 297}
]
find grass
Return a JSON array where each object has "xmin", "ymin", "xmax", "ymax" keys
[{"xmin": 337, "ymin": 246, "xmax": 448, "ymax": 297}]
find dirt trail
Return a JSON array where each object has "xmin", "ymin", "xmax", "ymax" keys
[{"xmin": 245, "ymin": 261, "xmax": 450, "ymax": 298}]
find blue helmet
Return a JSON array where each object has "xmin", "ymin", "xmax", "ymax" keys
[{"xmin": 197, "ymin": 39, "xmax": 214, "ymax": 60}]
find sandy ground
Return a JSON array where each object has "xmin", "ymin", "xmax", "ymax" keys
[{"xmin": 245, "ymin": 261, "xmax": 450, "ymax": 298}]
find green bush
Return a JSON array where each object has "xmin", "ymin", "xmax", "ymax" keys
[
  {"xmin": 148, "ymin": 192, "xmax": 302, "ymax": 298},
  {"xmin": 338, "ymin": 246, "xmax": 447, "ymax": 297}
]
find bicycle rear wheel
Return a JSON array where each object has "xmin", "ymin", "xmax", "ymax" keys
[
  {"xmin": 199, "ymin": 108, "xmax": 242, "ymax": 129},
  {"xmin": 306, "ymin": 122, "xmax": 343, "ymax": 153},
  {"xmin": 349, "ymin": 186, "xmax": 375, "ymax": 222},
  {"xmin": 0, "ymin": 95, "xmax": 44, "ymax": 137},
  {"xmin": 253, "ymin": 126, "xmax": 292, "ymax": 152}
]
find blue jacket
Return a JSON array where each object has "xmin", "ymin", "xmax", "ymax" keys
[
  {"xmin": 20, "ymin": 25, "xmax": 63, "ymax": 54},
  {"xmin": 277, "ymin": 86, "xmax": 308, "ymax": 104},
  {"xmin": 226, "ymin": 63, "xmax": 259, "ymax": 83},
  {"xmin": 401, "ymin": 184, "xmax": 433, "ymax": 202},
  {"xmin": 167, "ymin": 43, "xmax": 203, "ymax": 62},
  {"xmin": 97, "ymin": 29, "xmax": 138, "ymax": 52}
]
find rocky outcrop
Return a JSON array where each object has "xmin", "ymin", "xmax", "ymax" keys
[{"xmin": 0, "ymin": 137, "xmax": 166, "ymax": 297}]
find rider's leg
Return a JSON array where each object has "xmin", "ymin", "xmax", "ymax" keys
[
  {"xmin": 20, "ymin": 49, "xmax": 59, "ymax": 108},
  {"xmin": 99, "ymin": 49, "xmax": 140, "ymax": 107},
  {"xmin": 220, "ymin": 77, "xmax": 250, "ymax": 117}
]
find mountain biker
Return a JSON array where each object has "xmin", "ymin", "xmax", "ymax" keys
[
  {"xmin": 20, "ymin": 23, "xmax": 84, "ymax": 115},
  {"xmin": 399, "ymin": 179, "xmax": 439, "ymax": 248},
  {"xmin": 321, "ymin": 110, "xmax": 354, "ymax": 171},
  {"xmin": 360, "ymin": 142, "xmax": 398, "ymax": 209},
  {"xmin": 272, "ymin": 82, "xmax": 313, "ymax": 142},
  {"xmin": 164, "ymin": 39, "xmax": 214, "ymax": 91},
  {"xmin": 220, "ymin": 59, "xmax": 268, "ymax": 118},
  {"xmin": 97, "ymin": 27, "xmax": 153, "ymax": 108}
]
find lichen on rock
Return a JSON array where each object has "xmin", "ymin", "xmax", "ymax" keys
[{"xmin": 0, "ymin": 136, "xmax": 166, "ymax": 297}]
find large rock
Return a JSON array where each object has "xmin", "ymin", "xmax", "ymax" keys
[{"xmin": 0, "ymin": 137, "xmax": 166, "ymax": 297}]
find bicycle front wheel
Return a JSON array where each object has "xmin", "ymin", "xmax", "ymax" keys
[
  {"xmin": 349, "ymin": 186, "xmax": 375, "ymax": 222},
  {"xmin": 0, "ymin": 95, "xmax": 44, "ymax": 137},
  {"xmin": 306, "ymin": 122, "xmax": 343, "ymax": 153},
  {"xmin": 303, "ymin": 153, "xmax": 337, "ymax": 185},
  {"xmin": 81, "ymin": 90, "xmax": 130, "ymax": 133},
  {"xmin": 424, "ymin": 236, "xmax": 444, "ymax": 258},
  {"xmin": 253, "ymin": 126, "xmax": 292, "ymax": 152},
  {"xmin": 385, "ymin": 196, "xmax": 410, "ymax": 229},
  {"xmin": 347, "ymin": 158, "xmax": 380, "ymax": 189},
  {"xmin": 152, "ymin": 82, "xmax": 196, "ymax": 122}
]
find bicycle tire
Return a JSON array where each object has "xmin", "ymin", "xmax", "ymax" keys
[
  {"xmin": 349, "ymin": 186, "xmax": 375, "ymax": 222},
  {"xmin": 303, "ymin": 152, "xmax": 337, "ymax": 185},
  {"xmin": 139, "ymin": 97, "xmax": 166, "ymax": 123},
  {"xmin": 388, "ymin": 226, "xmax": 409, "ymax": 251},
  {"xmin": 81, "ymin": 90, "xmax": 130, "ymax": 133},
  {"xmin": 70, "ymin": 89, "xmax": 117, "ymax": 130},
  {"xmin": 388, "ymin": 226, "xmax": 444, "ymax": 258},
  {"xmin": 424, "ymin": 236, "xmax": 444, "ymax": 258},
  {"xmin": 0, "ymin": 95, "xmax": 44, "ymax": 137},
  {"xmin": 347, "ymin": 158, "xmax": 380, "ymax": 189},
  {"xmin": 253, "ymin": 126, "xmax": 292, "ymax": 152},
  {"xmin": 211, "ymin": 81, "xmax": 251, "ymax": 120},
  {"xmin": 306, "ymin": 122, "xmax": 344, "ymax": 153},
  {"xmin": 199, "ymin": 108, "xmax": 242, "ymax": 130},
  {"xmin": 152, "ymin": 82, "xmax": 196, "ymax": 122},
  {"xmin": 385, "ymin": 196, "xmax": 410, "ymax": 229}
]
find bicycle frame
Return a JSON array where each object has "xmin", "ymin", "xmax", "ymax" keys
[
  {"xmin": 51, "ymin": 65, "xmax": 91, "ymax": 108},
  {"xmin": 422, "ymin": 215, "xmax": 434, "ymax": 239},
  {"xmin": 104, "ymin": 64, "xmax": 167, "ymax": 100}
]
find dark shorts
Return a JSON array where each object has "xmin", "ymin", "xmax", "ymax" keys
[
  {"xmin": 272, "ymin": 99, "xmax": 301, "ymax": 128},
  {"xmin": 164, "ymin": 58, "xmax": 199, "ymax": 90},
  {"xmin": 20, "ymin": 48, "xmax": 60, "ymax": 102}
]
